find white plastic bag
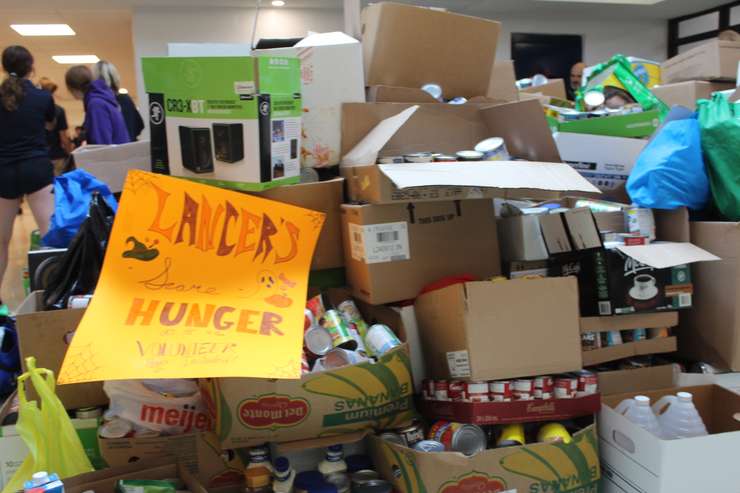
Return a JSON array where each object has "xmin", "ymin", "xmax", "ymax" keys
[{"xmin": 104, "ymin": 379, "xmax": 211, "ymax": 435}]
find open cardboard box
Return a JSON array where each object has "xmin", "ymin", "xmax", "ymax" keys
[
  {"xmin": 600, "ymin": 384, "xmax": 740, "ymax": 493},
  {"xmin": 652, "ymin": 80, "xmax": 735, "ymax": 110},
  {"xmin": 661, "ymin": 39, "xmax": 740, "ymax": 83},
  {"xmin": 340, "ymin": 100, "xmax": 600, "ymax": 205},
  {"xmin": 595, "ymin": 363, "xmax": 675, "ymax": 397},
  {"xmin": 415, "ymin": 277, "xmax": 582, "ymax": 381},
  {"xmin": 369, "ymin": 422, "xmax": 600, "ymax": 493},
  {"xmin": 202, "ymin": 288, "xmax": 415, "ymax": 449}
]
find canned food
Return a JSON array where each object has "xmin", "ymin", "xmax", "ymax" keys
[
  {"xmin": 433, "ymin": 380, "xmax": 449, "ymax": 401},
  {"xmin": 379, "ymin": 432, "xmax": 405, "ymax": 446},
  {"xmin": 75, "ymin": 406, "xmax": 102, "ymax": 420},
  {"xmin": 455, "ymin": 150, "xmax": 484, "ymax": 161},
  {"xmin": 350, "ymin": 470, "xmax": 379, "ymax": 488},
  {"xmin": 489, "ymin": 380, "xmax": 512, "ymax": 402},
  {"xmin": 322, "ymin": 310, "xmax": 357, "ymax": 350},
  {"xmin": 338, "ymin": 300, "xmax": 370, "ymax": 339},
  {"xmin": 474, "ymin": 137, "xmax": 510, "ymax": 161},
  {"xmin": 365, "ymin": 324, "xmax": 401, "ymax": 356},
  {"xmin": 68, "ymin": 294, "xmax": 92, "ymax": 309},
  {"xmin": 576, "ymin": 370, "xmax": 598, "ymax": 396},
  {"xmin": 423, "ymin": 378, "xmax": 435, "ymax": 400},
  {"xmin": 322, "ymin": 348, "xmax": 367, "ymax": 369},
  {"xmin": 448, "ymin": 380, "xmax": 465, "ymax": 401},
  {"xmin": 428, "ymin": 421, "xmax": 486, "ymax": 456},
  {"xmin": 395, "ymin": 421, "xmax": 425, "ymax": 447},
  {"xmin": 404, "ymin": 152, "xmax": 434, "ymax": 163},
  {"xmin": 304, "ymin": 326, "xmax": 333, "ymax": 357},
  {"xmin": 99, "ymin": 418, "xmax": 133, "ymax": 438},
  {"xmin": 534, "ymin": 376, "xmax": 554, "ymax": 400},
  {"xmin": 537, "ymin": 423, "xmax": 572, "ymax": 444},
  {"xmin": 412, "ymin": 440, "xmax": 445, "ymax": 453},
  {"xmin": 447, "ymin": 97, "xmax": 468, "ymax": 105},
  {"xmin": 497, "ymin": 423, "xmax": 525, "ymax": 448},
  {"xmin": 421, "ymin": 83, "xmax": 443, "ymax": 101},
  {"xmin": 465, "ymin": 381, "xmax": 489, "ymax": 403},
  {"xmin": 346, "ymin": 324, "xmax": 368, "ymax": 355},
  {"xmin": 554, "ymin": 376, "xmax": 576, "ymax": 399},
  {"xmin": 513, "ymin": 379, "xmax": 534, "ymax": 401},
  {"xmin": 354, "ymin": 480, "xmax": 393, "ymax": 493},
  {"xmin": 433, "ymin": 154, "xmax": 457, "ymax": 162},
  {"xmin": 377, "ymin": 156, "xmax": 405, "ymax": 164}
]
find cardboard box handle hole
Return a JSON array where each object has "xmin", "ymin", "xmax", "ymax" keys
[{"xmin": 613, "ymin": 429, "xmax": 635, "ymax": 454}]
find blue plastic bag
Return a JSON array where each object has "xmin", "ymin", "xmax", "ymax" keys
[
  {"xmin": 626, "ymin": 118, "xmax": 710, "ymax": 210},
  {"xmin": 43, "ymin": 169, "xmax": 118, "ymax": 248}
]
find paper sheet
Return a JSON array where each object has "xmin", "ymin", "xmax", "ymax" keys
[{"xmin": 616, "ymin": 242, "xmax": 720, "ymax": 269}]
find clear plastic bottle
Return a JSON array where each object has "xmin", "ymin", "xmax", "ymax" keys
[
  {"xmin": 245, "ymin": 446, "xmax": 273, "ymax": 493},
  {"xmin": 615, "ymin": 395, "xmax": 664, "ymax": 438},
  {"xmin": 652, "ymin": 391, "xmax": 708, "ymax": 439},
  {"xmin": 272, "ymin": 457, "xmax": 295, "ymax": 493},
  {"xmin": 318, "ymin": 445, "xmax": 347, "ymax": 477}
]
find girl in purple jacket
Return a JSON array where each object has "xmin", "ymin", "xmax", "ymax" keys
[{"xmin": 65, "ymin": 65, "xmax": 130, "ymax": 145}]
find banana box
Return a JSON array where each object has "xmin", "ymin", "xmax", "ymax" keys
[
  {"xmin": 369, "ymin": 424, "xmax": 600, "ymax": 493},
  {"xmin": 202, "ymin": 291, "xmax": 416, "ymax": 448}
]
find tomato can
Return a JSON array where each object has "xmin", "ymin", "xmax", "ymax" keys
[
  {"xmin": 534, "ymin": 376, "xmax": 554, "ymax": 400},
  {"xmin": 554, "ymin": 376, "xmax": 576, "ymax": 399},
  {"xmin": 433, "ymin": 380, "xmax": 449, "ymax": 401},
  {"xmin": 465, "ymin": 381, "xmax": 490, "ymax": 402},
  {"xmin": 395, "ymin": 421, "xmax": 425, "ymax": 447},
  {"xmin": 489, "ymin": 380, "xmax": 512, "ymax": 402},
  {"xmin": 428, "ymin": 421, "xmax": 487, "ymax": 456},
  {"xmin": 448, "ymin": 380, "xmax": 466, "ymax": 401},
  {"xmin": 322, "ymin": 309, "xmax": 357, "ymax": 350},
  {"xmin": 513, "ymin": 379, "xmax": 534, "ymax": 401},
  {"xmin": 365, "ymin": 324, "xmax": 401, "ymax": 356},
  {"xmin": 577, "ymin": 370, "xmax": 598, "ymax": 396}
]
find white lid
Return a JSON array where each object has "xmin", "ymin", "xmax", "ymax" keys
[
  {"xmin": 31, "ymin": 472, "xmax": 49, "ymax": 485},
  {"xmin": 677, "ymin": 391, "xmax": 693, "ymax": 402},
  {"xmin": 635, "ymin": 395, "xmax": 651, "ymax": 406}
]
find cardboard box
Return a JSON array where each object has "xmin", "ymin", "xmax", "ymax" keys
[
  {"xmin": 366, "ymin": 85, "xmax": 439, "ymax": 103},
  {"xmin": 252, "ymin": 178, "xmax": 344, "ymax": 270},
  {"xmin": 342, "ymin": 199, "xmax": 500, "ymax": 304},
  {"xmin": 99, "ymin": 432, "xmax": 244, "ymax": 490},
  {"xmin": 203, "ymin": 290, "xmax": 415, "ymax": 448},
  {"xmin": 596, "ymin": 364, "xmax": 675, "ymax": 396},
  {"xmin": 340, "ymin": 100, "xmax": 599, "ymax": 205},
  {"xmin": 556, "ymin": 108, "xmax": 662, "ymax": 138},
  {"xmin": 253, "ymin": 32, "xmax": 365, "ymax": 168},
  {"xmin": 554, "ymin": 132, "xmax": 648, "ymax": 194},
  {"xmin": 600, "ymin": 385, "xmax": 740, "ymax": 493},
  {"xmin": 72, "ymin": 141, "xmax": 150, "ymax": 194},
  {"xmin": 506, "ymin": 260, "xmax": 549, "ymax": 279},
  {"xmin": 661, "ymin": 39, "xmax": 740, "ymax": 83},
  {"xmin": 15, "ymin": 291, "xmax": 106, "ymax": 410},
  {"xmin": 487, "ymin": 60, "xmax": 519, "ymax": 102},
  {"xmin": 369, "ymin": 424, "xmax": 600, "ymax": 493},
  {"xmin": 520, "ymin": 79, "xmax": 567, "ymax": 100},
  {"xmin": 582, "ymin": 336, "xmax": 677, "ymax": 366},
  {"xmin": 361, "ymin": 2, "xmax": 501, "ymax": 99},
  {"xmin": 679, "ymin": 221, "xmax": 740, "ymax": 370},
  {"xmin": 64, "ymin": 458, "xmax": 208, "ymax": 493},
  {"xmin": 415, "ymin": 277, "xmax": 582, "ymax": 381},
  {"xmin": 142, "ymin": 56, "xmax": 302, "ymax": 191},
  {"xmin": 497, "ymin": 214, "xmax": 549, "ymax": 262},
  {"xmin": 652, "ymin": 80, "xmax": 735, "ymax": 110}
]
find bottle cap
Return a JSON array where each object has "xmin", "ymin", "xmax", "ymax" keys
[
  {"xmin": 274, "ymin": 456, "xmax": 290, "ymax": 473},
  {"xmin": 31, "ymin": 472, "xmax": 49, "ymax": 486},
  {"xmin": 634, "ymin": 395, "xmax": 650, "ymax": 405},
  {"xmin": 677, "ymin": 391, "xmax": 693, "ymax": 402}
]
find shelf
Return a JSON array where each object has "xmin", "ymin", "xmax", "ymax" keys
[
  {"xmin": 582, "ymin": 336, "xmax": 677, "ymax": 366},
  {"xmin": 580, "ymin": 311, "xmax": 678, "ymax": 333},
  {"xmin": 420, "ymin": 393, "xmax": 601, "ymax": 425}
]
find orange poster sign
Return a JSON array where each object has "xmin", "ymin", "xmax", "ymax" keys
[{"xmin": 58, "ymin": 171, "xmax": 324, "ymax": 383}]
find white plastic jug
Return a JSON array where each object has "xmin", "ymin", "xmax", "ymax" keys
[
  {"xmin": 615, "ymin": 395, "xmax": 664, "ymax": 438},
  {"xmin": 652, "ymin": 391, "xmax": 708, "ymax": 439}
]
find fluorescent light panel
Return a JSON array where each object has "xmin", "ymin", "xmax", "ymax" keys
[
  {"xmin": 52, "ymin": 55, "xmax": 100, "ymax": 64},
  {"xmin": 272, "ymin": 0, "xmax": 286, "ymax": 6},
  {"xmin": 11, "ymin": 24, "xmax": 75, "ymax": 36}
]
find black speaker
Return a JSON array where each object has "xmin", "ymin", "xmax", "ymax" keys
[
  {"xmin": 213, "ymin": 123, "xmax": 244, "ymax": 163},
  {"xmin": 28, "ymin": 248, "xmax": 67, "ymax": 292},
  {"xmin": 179, "ymin": 126, "xmax": 214, "ymax": 173}
]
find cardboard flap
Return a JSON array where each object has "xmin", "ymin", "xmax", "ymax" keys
[
  {"xmin": 342, "ymin": 105, "xmax": 418, "ymax": 167},
  {"xmin": 295, "ymin": 31, "xmax": 358, "ymax": 47},
  {"xmin": 616, "ymin": 242, "xmax": 721, "ymax": 269},
  {"xmin": 377, "ymin": 162, "xmax": 600, "ymax": 193},
  {"xmin": 539, "ymin": 214, "xmax": 572, "ymax": 254},
  {"xmin": 564, "ymin": 208, "xmax": 602, "ymax": 250}
]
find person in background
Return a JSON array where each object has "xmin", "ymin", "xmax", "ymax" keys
[
  {"xmin": 65, "ymin": 65, "xmax": 130, "ymax": 145},
  {"xmin": 38, "ymin": 77, "xmax": 73, "ymax": 175},
  {"xmin": 567, "ymin": 62, "xmax": 585, "ymax": 101},
  {"xmin": 0, "ymin": 46, "xmax": 56, "ymax": 309},
  {"xmin": 93, "ymin": 60, "xmax": 144, "ymax": 141},
  {"xmin": 72, "ymin": 125, "xmax": 85, "ymax": 148}
]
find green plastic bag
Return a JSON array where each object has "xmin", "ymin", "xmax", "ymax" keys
[
  {"xmin": 2, "ymin": 357, "xmax": 93, "ymax": 493},
  {"xmin": 698, "ymin": 93, "xmax": 740, "ymax": 220}
]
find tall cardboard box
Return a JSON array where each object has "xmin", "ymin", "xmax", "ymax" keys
[
  {"xmin": 652, "ymin": 80, "xmax": 735, "ymax": 110},
  {"xmin": 662, "ymin": 39, "xmax": 740, "ymax": 83},
  {"xmin": 415, "ymin": 277, "xmax": 582, "ymax": 381},
  {"xmin": 361, "ymin": 3, "xmax": 501, "ymax": 98},
  {"xmin": 253, "ymin": 32, "xmax": 365, "ymax": 168},
  {"xmin": 342, "ymin": 200, "xmax": 500, "ymax": 304},
  {"xmin": 487, "ymin": 60, "xmax": 519, "ymax": 102}
]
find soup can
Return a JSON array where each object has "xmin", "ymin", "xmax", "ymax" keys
[
  {"xmin": 448, "ymin": 380, "xmax": 466, "ymax": 401},
  {"xmin": 554, "ymin": 376, "xmax": 576, "ymax": 399},
  {"xmin": 428, "ymin": 421, "xmax": 487, "ymax": 456},
  {"xmin": 365, "ymin": 324, "xmax": 401, "ymax": 356},
  {"xmin": 534, "ymin": 376, "xmax": 554, "ymax": 400},
  {"xmin": 433, "ymin": 380, "xmax": 449, "ymax": 401},
  {"xmin": 474, "ymin": 137, "xmax": 510, "ymax": 161},
  {"xmin": 465, "ymin": 381, "xmax": 490, "ymax": 402},
  {"xmin": 513, "ymin": 379, "xmax": 534, "ymax": 401},
  {"xmin": 576, "ymin": 370, "xmax": 598, "ymax": 396},
  {"xmin": 489, "ymin": 380, "xmax": 513, "ymax": 402},
  {"xmin": 433, "ymin": 154, "xmax": 457, "ymax": 162},
  {"xmin": 403, "ymin": 152, "xmax": 434, "ymax": 163},
  {"xmin": 455, "ymin": 150, "xmax": 484, "ymax": 161}
]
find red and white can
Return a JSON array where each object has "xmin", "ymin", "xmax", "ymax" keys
[
  {"xmin": 577, "ymin": 370, "xmax": 598, "ymax": 396},
  {"xmin": 489, "ymin": 380, "xmax": 512, "ymax": 402},
  {"xmin": 423, "ymin": 379, "xmax": 435, "ymax": 400},
  {"xmin": 534, "ymin": 375, "xmax": 554, "ymax": 400},
  {"xmin": 448, "ymin": 380, "xmax": 466, "ymax": 402},
  {"xmin": 465, "ymin": 381, "xmax": 489, "ymax": 403},
  {"xmin": 434, "ymin": 380, "xmax": 449, "ymax": 401},
  {"xmin": 554, "ymin": 376, "xmax": 577, "ymax": 399},
  {"xmin": 513, "ymin": 379, "xmax": 534, "ymax": 401}
]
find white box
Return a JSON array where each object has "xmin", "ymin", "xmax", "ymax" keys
[
  {"xmin": 554, "ymin": 132, "xmax": 647, "ymax": 193},
  {"xmin": 255, "ymin": 32, "xmax": 365, "ymax": 167},
  {"xmin": 599, "ymin": 384, "xmax": 740, "ymax": 493},
  {"xmin": 497, "ymin": 214, "xmax": 549, "ymax": 262},
  {"xmin": 73, "ymin": 141, "xmax": 150, "ymax": 193}
]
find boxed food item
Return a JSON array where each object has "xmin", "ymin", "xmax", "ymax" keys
[
  {"xmin": 142, "ymin": 56, "xmax": 302, "ymax": 191},
  {"xmin": 253, "ymin": 32, "xmax": 365, "ymax": 168},
  {"xmin": 652, "ymin": 80, "xmax": 735, "ymax": 110},
  {"xmin": 362, "ymin": 2, "xmax": 501, "ymax": 98},
  {"xmin": 556, "ymin": 108, "xmax": 662, "ymax": 138},
  {"xmin": 415, "ymin": 277, "xmax": 582, "ymax": 381},
  {"xmin": 661, "ymin": 39, "xmax": 740, "ymax": 83},
  {"xmin": 340, "ymin": 100, "xmax": 598, "ymax": 205},
  {"xmin": 600, "ymin": 385, "xmax": 740, "ymax": 493},
  {"xmin": 202, "ymin": 290, "xmax": 415, "ymax": 448},
  {"xmin": 342, "ymin": 199, "xmax": 500, "ymax": 304},
  {"xmin": 369, "ymin": 424, "xmax": 600, "ymax": 493}
]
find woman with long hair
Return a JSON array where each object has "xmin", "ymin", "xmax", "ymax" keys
[
  {"xmin": 93, "ymin": 60, "xmax": 144, "ymax": 141},
  {"xmin": 0, "ymin": 45, "xmax": 56, "ymax": 308}
]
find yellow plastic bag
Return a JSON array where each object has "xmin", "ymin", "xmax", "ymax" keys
[{"xmin": 2, "ymin": 357, "xmax": 93, "ymax": 493}]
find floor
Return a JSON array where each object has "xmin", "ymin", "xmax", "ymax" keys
[{"xmin": 1, "ymin": 206, "xmax": 35, "ymax": 312}]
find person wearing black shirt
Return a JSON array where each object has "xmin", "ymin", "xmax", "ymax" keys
[
  {"xmin": 38, "ymin": 77, "xmax": 72, "ymax": 174},
  {"xmin": 0, "ymin": 46, "xmax": 56, "ymax": 307}
]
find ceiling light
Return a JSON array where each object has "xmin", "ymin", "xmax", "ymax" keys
[
  {"xmin": 11, "ymin": 24, "xmax": 75, "ymax": 36},
  {"xmin": 52, "ymin": 55, "xmax": 100, "ymax": 64},
  {"xmin": 272, "ymin": 0, "xmax": 286, "ymax": 6},
  {"xmin": 118, "ymin": 88, "xmax": 129, "ymax": 94}
]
